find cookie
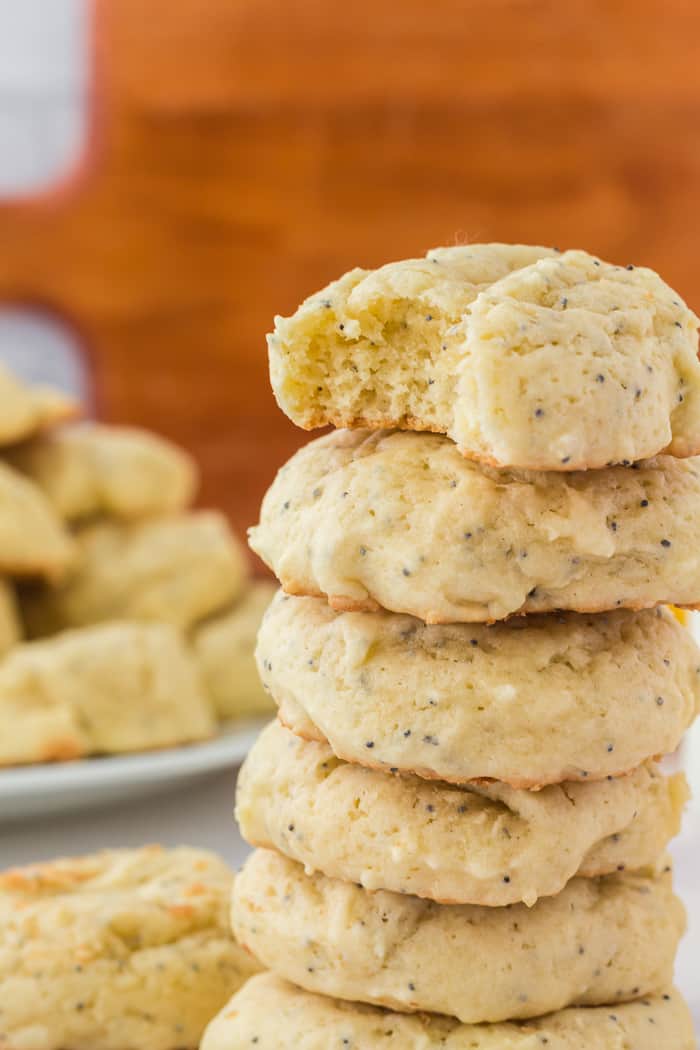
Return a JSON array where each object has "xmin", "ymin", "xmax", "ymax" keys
[
  {"xmin": 0, "ymin": 581, "xmax": 21, "ymax": 656},
  {"xmin": 259, "ymin": 594, "xmax": 699, "ymax": 787},
  {"xmin": 0, "ymin": 846, "xmax": 260, "ymax": 1050},
  {"xmin": 194, "ymin": 580, "xmax": 277, "ymax": 720},
  {"xmin": 201, "ymin": 974, "xmax": 695, "ymax": 1050},
  {"xmin": 0, "ymin": 363, "xmax": 77, "ymax": 447},
  {"xmin": 5, "ymin": 422, "xmax": 197, "ymax": 521},
  {"xmin": 233, "ymin": 849, "xmax": 683, "ymax": 1023},
  {"xmin": 249, "ymin": 428, "xmax": 700, "ymax": 623},
  {"xmin": 0, "ymin": 621, "xmax": 216, "ymax": 766},
  {"xmin": 236, "ymin": 723, "xmax": 687, "ymax": 907},
  {"xmin": 21, "ymin": 511, "xmax": 248, "ymax": 635},
  {"xmin": 268, "ymin": 245, "xmax": 700, "ymax": 470},
  {"xmin": 0, "ymin": 461, "xmax": 76, "ymax": 581}
]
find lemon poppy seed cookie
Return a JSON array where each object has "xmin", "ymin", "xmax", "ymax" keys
[
  {"xmin": 5, "ymin": 422, "xmax": 197, "ymax": 522},
  {"xmin": 259, "ymin": 594, "xmax": 700, "ymax": 787},
  {"xmin": 0, "ymin": 622, "xmax": 216, "ymax": 766},
  {"xmin": 250, "ymin": 429, "xmax": 700, "ymax": 623},
  {"xmin": 202, "ymin": 974, "xmax": 695, "ymax": 1050},
  {"xmin": 236, "ymin": 723, "xmax": 687, "ymax": 907},
  {"xmin": 234, "ymin": 850, "xmax": 683, "ymax": 1023},
  {"xmin": 0, "ymin": 461, "xmax": 77, "ymax": 581},
  {"xmin": 0, "ymin": 846, "xmax": 260, "ymax": 1050},
  {"xmin": 194, "ymin": 580, "xmax": 277, "ymax": 720},
  {"xmin": 21, "ymin": 511, "xmax": 247, "ymax": 636},
  {"xmin": 0, "ymin": 363, "xmax": 77, "ymax": 447},
  {"xmin": 269, "ymin": 245, "xmax": 700, "ymax": 470}
]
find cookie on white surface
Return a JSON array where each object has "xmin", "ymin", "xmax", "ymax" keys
[{"xmin": 0, "ymin": 846, "xmax": 260, "ymax": 1050}]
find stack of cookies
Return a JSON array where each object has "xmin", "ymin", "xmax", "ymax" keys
[
  {"xmin": 0, "ymin": 364, "xmax": 274, "ymax": 769},
  {"xmin": 204, "ymin": 245, "xmax": 700, "ymax": 1048}
]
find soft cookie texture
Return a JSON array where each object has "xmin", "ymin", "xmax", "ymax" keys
[
  {"xmin": 233, "ymin": 849, "xmax": 684, "ymax": 1023},
  {"xmin": 250, "ymin": 428, "xmax": 700, "ymax": 623},
  {"xmin": 5, "ymin": 422, "xmax": 197, "ymax": 522},
  {"xmin": 236, "ymin": 723, "xmax": 687, "ymax": 907},
  {"xmin": 201, "ymin": 974, "xmax": 695, "ymax": 1050},
  {"xmin": 0, "ymin": 363, "xmax": 77, "ymax": 447},
  {"xmin": 259, "ymin": 593, "xmax": 700, "ymax": 787},
  {"xmin": 0, "ymin": 846, "xmax": 260, "ymax": 1050},
  {"xmin": 194, "ymin": 580, "xmax": 277, "ymax": 719},
  {"xmin": 0, "ymin": 622, "xmax": 216, "ymax": 766},
  {"xmin": 268, "ymin": 245, "xmax": 700, "ymax": 470},
  {"xmin": 0, "ymin": 461, "xmax": 76, "ymax": 581},
  {"xmin": 22, "ymin": 512, "xmax": 247, "ymax": 636}
]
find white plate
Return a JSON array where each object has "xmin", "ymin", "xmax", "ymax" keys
[{"xmin": 0, "ymin": 720, "xmax": 265, "ymax": 822}]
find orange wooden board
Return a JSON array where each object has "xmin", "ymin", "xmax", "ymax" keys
[{"xmin": 0, "ymin": 0, "xmax": 698, "ymax": 551}]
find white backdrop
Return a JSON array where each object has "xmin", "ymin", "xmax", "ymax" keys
[{"xmin": 0, "ymin": 0, "xmax": 89, "ymax": 401}]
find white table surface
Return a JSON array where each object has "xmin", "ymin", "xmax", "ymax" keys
[{"xmin": 1, "ymin": 723, "xmax": 699, "ymax": 1034}]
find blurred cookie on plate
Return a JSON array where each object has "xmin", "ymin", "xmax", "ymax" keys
[
  {"xmin": 0, "ymin": 461, "xmax": 76, "ymax": 581},
  {"xmin": 0, "ymin": 363, "xmax": 77, "ymax": 447},
  {"xmin": 194, "ymin": 580, "xmax": 277, "ymax": 720},
  {"xmin": 21, "ymin": 511, "xmax": 247, "ymax": 636},
  {"xmin": 5, "ymin": 422, "xmax": 197, "ymax": 522},
  {"xmin": 0, "ymin": 621, "xmax": 216, "ymax": 766},
  {"xmin": 0, "ymin": 580, "xmax": 21, "ymax": 657}
]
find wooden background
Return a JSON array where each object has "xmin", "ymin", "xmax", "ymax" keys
[{"xmin": 0, "ymin": 0, "xmax": 698, "ymax": 549}]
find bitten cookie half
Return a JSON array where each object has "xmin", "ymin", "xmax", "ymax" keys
[
  {"xmin": 202, "ymin": 975, "xmax": 695, "ymax": 1050},
  {"xmin": 259, "ymin": 594, "xmax": 700, "ymax": 787},
  {"xmin": 250, "ymin": 428, "xmax": 700, "ymax": 623},
  {"xmin": 21, "ymin": 511, "xmax": 248, "ymax": 635},
  {"xmin": 194, "ymin": 580, "xmax": 277, "ymax": 720},
  {"xmin": 234, "ymin": 849, "xmax": 684, "ymax": 1023},
  {"xmin": 268, "ymin": 244, "xmax": 700, "ymax": 471},
  {"xmin": 5, "ymin": 422, "xmax": 197, "ymax": 522},
  {"xmin": 0, "ymin": 846, "xmax": 260, "ymax": 1050},
  {"xmin": 236, "ymin": 723, "xmax": 687, "ymax": 907},
  {"xmin": 0, "ymin": 621, "xmax": 216, "ymax": 766}
]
